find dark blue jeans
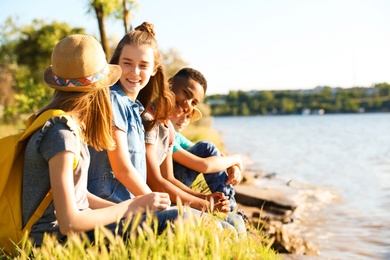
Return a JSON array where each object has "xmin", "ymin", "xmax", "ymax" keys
[
  {"xmin": 85, "ymin": 209, "xmax": 180, "ymax": 242},
  {"xmin": 173, "ymin": 141, "xmax": 237, "ymax": 211}
]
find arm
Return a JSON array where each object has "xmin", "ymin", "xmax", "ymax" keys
[
  {"xmin": 145, "ymin": 143, "xmax": 230, "ymax": 213},
  {"xmin": 145, "ymin": 142, "xmax": 210, "ymax": 211},
  {"xmin": 160, "ymin": 155, "xmax": 230, "ymax": 210},
  {"xmin": 49, "ymin": 151, "xmax": 170, "ymax": 235},
  {"xmin": 226, "ymin": 165, "xmax": 242, "ymax": 186},
  {"xmin": 172, "ymin": 148, "xmax": 242, "ymax": 174},
  {"xmin": 87, "ymin": 192, "xmax": 116, "ymax": 209},
  {"xmin": 107, "ymin": 127, "xmax": 152, "ymax": 196},
  {"xmin": 160, "ymin": 152, "xmax": 207, "ymax": 199}
]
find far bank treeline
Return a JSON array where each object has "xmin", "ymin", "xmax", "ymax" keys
[{"xmin": 205, "ymin": 83, "xmax": 390, "ymax": 116}]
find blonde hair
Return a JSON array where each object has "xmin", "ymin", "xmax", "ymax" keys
[
  {"xmin": 38, "ymin": 88, "xmax": 115, "ymax": 151},
  {"xmin": 110, "ymin": 22, "xmax": 175, "ymax": 131}
]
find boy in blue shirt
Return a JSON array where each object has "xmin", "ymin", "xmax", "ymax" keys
[{"xmin": 171, "ymin": 105, "xmax": 242, "ymax": 211}]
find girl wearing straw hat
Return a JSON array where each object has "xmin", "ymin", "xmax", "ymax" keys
[{"xmin": 22, "ymin": 34, "xmax": 179, "ymax": 246}]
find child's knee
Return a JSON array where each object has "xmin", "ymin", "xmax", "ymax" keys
[{"xmin": 196, "ymin": 141, "xmax": 220, "ymax": 156}]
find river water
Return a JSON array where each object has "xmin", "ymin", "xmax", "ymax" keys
[{"xmin": 212, "ymin": 113, "xmax": 390, "ymax": 260}]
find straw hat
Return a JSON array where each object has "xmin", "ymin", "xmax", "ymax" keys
[
  {"xmin": 190, "ymin": 107, "xmax": 202, "ymax": 122},
  {"xmin": 44, "ymin": 34, "xmax": 121, "ymax": 92}
]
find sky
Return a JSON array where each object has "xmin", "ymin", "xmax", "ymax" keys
[{"xmin": 1, "ymin": 0, "xmax": 390, "ymax": 95}]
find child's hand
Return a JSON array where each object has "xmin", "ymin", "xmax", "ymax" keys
[
  {"xmin": 226, "ymin": 165, "xmax": 242, "ymax": 186},
  {"xmin": 206, "ymin": 191, "xmax": 226, "ymax": 202},
  {"xmin": 127, "ymin": 192, "xmax": 171, "ymax": 214},
  {"xmin": 207, "ymin": 192, "xmax": 230, "ymax": 213},
  {"xmin": 213, "ymin": 197, "xmax": 231, "ymax": 213}
]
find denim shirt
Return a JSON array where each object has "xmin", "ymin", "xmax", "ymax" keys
[{"xmin": 88, "ymin": 84, "xmax": 146, "ymax": 202}]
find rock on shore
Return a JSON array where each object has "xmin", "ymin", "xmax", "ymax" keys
[{"xmin": 235, "ymin": 170, "xmax": 320, "ymax": 256}]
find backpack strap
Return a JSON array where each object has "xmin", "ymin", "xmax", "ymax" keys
[
  {"xmin": 23, "ymin": 192, "xmax": 53, "ymax": 233},
  {"xmin": 61, "ymin": 114, "xmax": 81, "ymax": 170},
  {"xmin": 21, "ymin": 111, "xmax": 81, "ymax": 233},
  {"xmin": 21, "ymin": 110, "xmax": 68, "ymax": 141}
]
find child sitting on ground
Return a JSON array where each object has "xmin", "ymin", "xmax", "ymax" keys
[{"xmin": 169, "ymin": 70, "xmax": 243, "ymax": 212}]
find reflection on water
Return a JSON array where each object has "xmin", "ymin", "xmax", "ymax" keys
[{"xmin": 213, "ymin": 113, "xmax": 390, "ymax": 259}]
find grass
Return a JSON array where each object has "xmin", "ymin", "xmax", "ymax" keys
[{"xmin": 1, "ymin": 206, "xmax": 280, "ymax": 260}]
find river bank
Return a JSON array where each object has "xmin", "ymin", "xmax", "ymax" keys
[
  {"xmin": 235, "ymin": 170, "xmax": 322, "ymax": 257},
  {"xmin": 184, "ymin": 118, "xmax": 323, "ymax": 256}
]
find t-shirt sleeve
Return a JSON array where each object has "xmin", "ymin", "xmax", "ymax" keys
[
  {"xmin": 173, "ymin": 132, "xmax": 192, "ymax": 153},
  {"xmin": 39, "ymin": 118, "xmax": 78, "ymax": 163},
  {"xmin": 143, "ymin": 111, "xmax": 158, "ymax": 145},
  {"xmin": 173, "ymin": 132, "xmax": 184, "ymax": 153},
  {"xmin": 173, "ymin": 139, "xmax": 181, "ymax": 153}
]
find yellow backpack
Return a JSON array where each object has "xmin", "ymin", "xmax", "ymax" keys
[{"xmin": 0, "ymin": 109, "xmax": 80, "ymax": 255}]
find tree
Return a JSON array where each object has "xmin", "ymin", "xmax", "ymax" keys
[
  {"xmin": 375, "ymin": 82, "xmax": 390, "ymax": 97},
  {"xmin": 120, "ymin": 0, "xmax": 138, "ymax": 33},
  {"xmin": 1, "ymin": 20, "xmax": 85, "ymax": 122},
  {"xmin": 227, "ymin": 91, "xmax": 239, "ymax": 102},
  {"xmin": 15, "ymin": 20, "xmax": 84, "ymax": 76},
  {"xmin": 161, "ymin": 48, "xmax": 189, "ymax": 79},
  {"xmin": 249, "ymin": 98, "xmax": 261, "ymax": 114},
  {"xmin": 319, "ymin": 86, "xmax": 333, "ymax": 101},
  {"xmin": 89, "ymin": 0, "xmax": 112, "ymax": 59},
  {"xmin": 0, "ymin": 65, "xmax": 15, "ymax": 118},
  {"xmin": 280, "ymin": 98, "xmax": 296, "ymax": 114},
  {"xmin": 0, "ymin": 18, "xmax": 19, "ymax": 117},
  {"xmin": 342, "ymin": 98, "xmax": 359, "ymax": 112},
  {"xmin": 239, "ymin": 102, "xmax": 250, "ymax": 116},
  {"xmin": 88, "ymin": 0, "xmax": 138, "ymax": 59}
]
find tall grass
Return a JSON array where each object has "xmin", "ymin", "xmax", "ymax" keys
[{"xmin": 1, "ymin": 208, "xmax": 280, "ymax": 260}]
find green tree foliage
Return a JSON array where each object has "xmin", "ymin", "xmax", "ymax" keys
[
  {"xmin": 0, "ymin": 18, "xmax": 19, "ymax": 64},
  {"xmin": 376, "ymin": 82, "xmax": 390, "ymax": 97},
  {"xmin": 0, "ymin": 19, "xmax": 85, "ymax": 122},
  {"xmin": 239, "ymin": 102, "xmax": 251, "ymax": 116},
  {"xmin": 280, "ymin": 98, "xmax": 295, "ymax": 114},
  {"xmin": 15, "ymin": 20, "xmax": 84, "ymax": 79},
  {"xmin": 0, "ymin": 18, "xmax": 19, "ymax": 116},
  {"xmin": 207, "ymin": 83, "xmax": 390, "ymax": 116}
]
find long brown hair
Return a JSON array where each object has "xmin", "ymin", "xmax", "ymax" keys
[
  {"xmin": 110, "ymin": 22, "xmax": 175, "ymax": 131},
  {"xmin": 38, "ymin": 87, "xmax": 115, "ymax": 151}
]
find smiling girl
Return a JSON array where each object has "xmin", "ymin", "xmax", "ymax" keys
[{"xmin": 87, "ymin": 23, "xmax": 179, "ymax": 233}]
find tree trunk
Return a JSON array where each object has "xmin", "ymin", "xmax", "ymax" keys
[
  {"xmin": 93, "ymin": 3, "xmax": 111, "ymax": 60},
  {"xmin": 123, "ymin": 0, "xmax": 130, "ymax": 34}
]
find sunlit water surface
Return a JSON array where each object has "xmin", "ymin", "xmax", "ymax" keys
[{"xmin": 213, "ymin": 113, "xmax": 390, "ymax": 260}]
